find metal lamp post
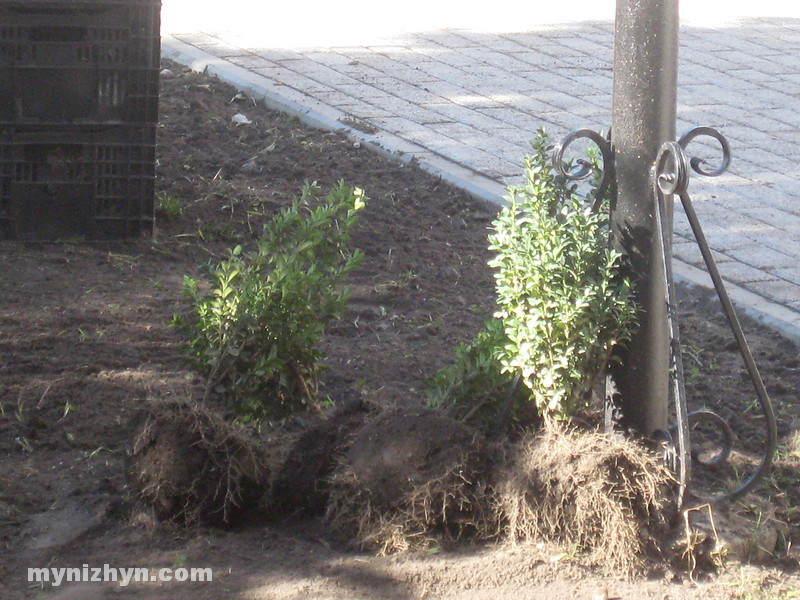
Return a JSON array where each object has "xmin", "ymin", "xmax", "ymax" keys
[
  {"xmin": 610, "ymin": 0, "xmax": 679, "ymax": 436},
  {"xmin": 572, "ymin": 0, "xmax": 777, "ymax": 503}
]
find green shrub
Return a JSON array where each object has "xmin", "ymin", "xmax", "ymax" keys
[
  {"xmin": 174, "ymin": 181, "xmax": 365, "ymax": 421},
  {"xmin": 488, "ymin": 130, "xmax": 636, "ymax": 420},
  {"xmin": 424, "ymin": 317, "xmax": 529, "ymax": 429}
]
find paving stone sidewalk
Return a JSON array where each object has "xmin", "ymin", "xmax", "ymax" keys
[{"xmin": 161, "ymin": 6, "xmax": 800, "ymax": 339}]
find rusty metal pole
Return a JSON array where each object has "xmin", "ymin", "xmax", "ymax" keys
[{"xmin": 610, "ymin": 0, "xmax": 679, "ymax": 435}]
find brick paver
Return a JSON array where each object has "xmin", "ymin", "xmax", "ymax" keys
[{"xmin": 162, "ymin": 2, "xmax": 800, "ymax": 336}]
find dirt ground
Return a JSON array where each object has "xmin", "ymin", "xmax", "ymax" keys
[{"xmin": 1, "ymin": 60, "xmax": 799, "ymax": 599}]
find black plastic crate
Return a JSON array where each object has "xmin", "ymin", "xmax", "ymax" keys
[
  {"xmin": 0, "ymin": 124, "xmax": 155, "ymax": 240},
  {"xmin": 0, "ymin": 0, "xmax": 160, "ymax": 125}
]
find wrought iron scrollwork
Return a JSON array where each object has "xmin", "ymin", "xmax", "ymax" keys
[
  {"xmin": 526, "ymin": 125, "xmax": 779, "ymax": 507},
  {"xmin": 652, "ymin": 139, "xmax": 692, "ymax": 507},
  {"xmin": 654, "ymin": 126, "xmax": 778, "ymax": 504},
  {"xmin": 678, "ymin": 125, "xmax": 731, "ymax": 177},
  {"xmin": 552, "ymin": 128, "xmax": 614, "ymax": 212},
  {"xmin": 685, "ymin": 409, "xmax": 734, "ymax": 467}
]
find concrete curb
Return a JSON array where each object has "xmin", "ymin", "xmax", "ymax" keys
[
  {"xmin": 161, "ymin": 34, "xmax": 800, "ymax": 345},
  {"xmin": 673, "ymin": 261, "xmax": 800, "ymax": 344}
]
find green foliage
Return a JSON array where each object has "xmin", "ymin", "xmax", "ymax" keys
[
  {"xmin": 156, "ymin": 191, "xmax": 183, "ymax": 221},
  {"xmin": 425, "ymin": 318, "xmax": 530, "ymax": 428},
  {"xmin": 487, "ymin": 129, "xmax": 636, "ymax": 420},
  {"xmin": 174, "ymin": 181, "xmax": 365, "ymax": 421}
]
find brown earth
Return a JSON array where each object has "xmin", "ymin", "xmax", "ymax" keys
[{"xmin": 0, "ymin": 60, "xmax": 799, "ymax": 599}]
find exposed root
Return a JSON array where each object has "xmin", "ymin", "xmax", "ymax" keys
[
  {"xmin": 324, "ymin": 409, "xmax": 499, "ymax": 554},
  {"xmin": 269, "ymin": 399, "xmax": 373, "ymax": 516},
  {"xmin": 497, "ymin": 425, "xmax": 675, "ymax": 575},
  {"xmin": 128, "ymin": 397, "xmax": 274, "ymax": 525}
]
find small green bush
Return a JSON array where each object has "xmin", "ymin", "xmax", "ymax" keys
[
  {"xmin": 174, "ymin": 181, "xmax": 365, "ymax": 421},
  {"xmin": 424, "ymin": 317, "xmax": 528, "ymax": 429},
  {"xmin": 488, "ymin": 130, "xmax": 636, "ymax": 420}
]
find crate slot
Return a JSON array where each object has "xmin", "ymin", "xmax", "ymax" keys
[
  {"xmin": 30, "ymin": 25, "xmax": 88, "ymax": 42},
  {"xmin": 0, "ymin": 1, "xmax": 160, "ymax": 125},
  {"xmin": 0, "ymin": 125, "xmax": 155, "ymax": 239}
]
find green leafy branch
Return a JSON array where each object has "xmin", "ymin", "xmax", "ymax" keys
[{"xmin": 174, "ymin": 181, "xmax": 365, "ymax": 421}]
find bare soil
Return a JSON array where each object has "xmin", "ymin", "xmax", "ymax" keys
[{"xmin": 1, "ymin": 60, "xmax": 799, "ymax": 599}]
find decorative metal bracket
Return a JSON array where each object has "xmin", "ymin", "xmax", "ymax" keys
[
  {"xmin": 550, "ymin": 126, "xmax": 778, "ymax": 506},
  {"xmin": 653, "ymin": 126, "xmax": 777, "ymax": 504},
  {"xmin": 552, "ymin": 128, "xmax": 614, "ymax": 212}
]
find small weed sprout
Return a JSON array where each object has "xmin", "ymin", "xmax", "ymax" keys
[
  {"xmin": 156, "ymin": 191, "xmax": 183, "ymax": 221},
  {"xmin": 174, "ymin": 181, "xmax": 365, "ymax": 421}
]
